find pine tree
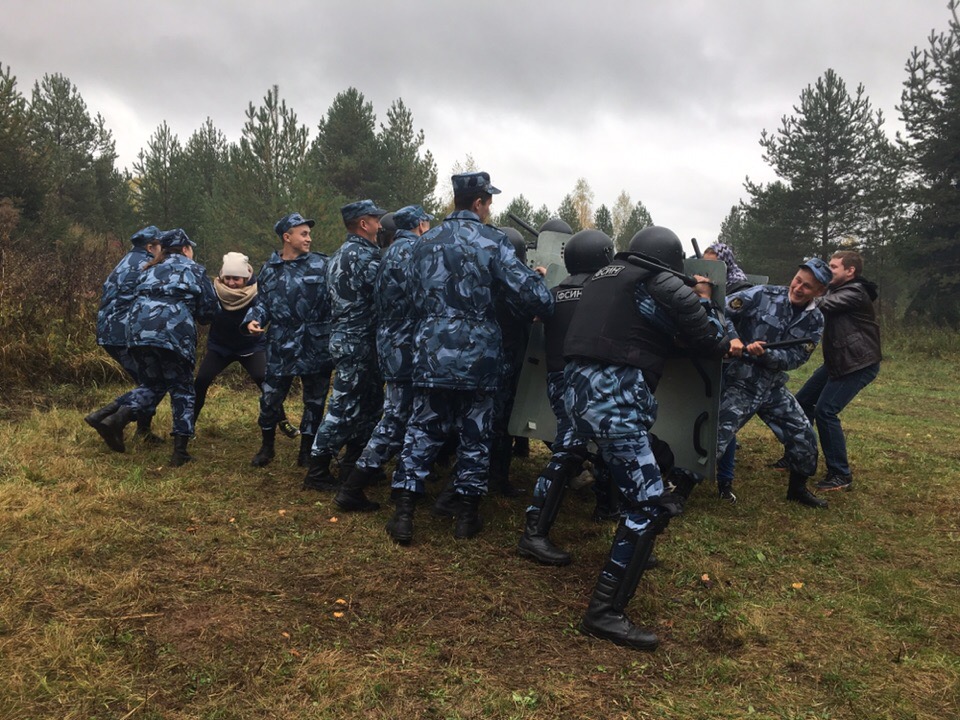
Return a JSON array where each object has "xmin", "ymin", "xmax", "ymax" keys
[
  {"xmin": 593, "ymin": 204, "xmax": 613, "ymax": 236},
  {"xmin": 0, "ymin": 63, "xmax": 44, "ymax": 219},
  {"xmin": 897, "ymin": 0, "xmax": 960, "ymax": 325},
  {"xmin": 311, "ymin": 87, "xmax": 379, "ymax": 202},
  {"xmin": 377, "ymin": 99, "xmax": 438, "ymax": 211}
]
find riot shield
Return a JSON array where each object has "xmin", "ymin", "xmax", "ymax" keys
[
  {"xmin": 507, "ymin": 230, "xmax": 571, "ymax": 442},
  {"xmin": 649, "ymin": 258, "xmax": 725, "ymax": 479}
]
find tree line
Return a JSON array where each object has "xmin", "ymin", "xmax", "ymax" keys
[{"xmin": 2, "ymin": 1, "xmax": 960, "ymax": 386}]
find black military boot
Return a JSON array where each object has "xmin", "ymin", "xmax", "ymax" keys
[
  {"xmin": 432, "ymin": 481, "xmax": 459, "ymax": 517},
  {"xmin": 134, "ymin": 416, "xmax": 164, "ymax": 445},
  {"xmin": 334, "ymin": 466, "xmax": 381, "ymax": 512},
  {"xmin": 83, "ymin": 400, "xmax": 120, "ymax": 429},
  {"xmin": 386, "ymin": 490, "xmax": 417, "ymax": 544},
  {"xmin": 517, "ymin": 508, "xmax": 571, "ymax": 566},
  {"xmin": 97, "ymin": 405, "xmax": 135, "ymax": 453},
  {"xmin": 250, "ymin": 428, "xmax": 276, "ymax": 467},
  {"xmin": 296, "ymin": 434, "xmax": 315, "ymax": 467},
  {"xmin": 302, "ymin": 452, "xmax": 338, "ymax": 491},
  {"xmin": 579, "ymin": 522, "xmax": 660, "ymax": 652},
  {"xmin": 786, "ymin": 470, "xmax": 828, "ymax": 509},
  {"xmin": 454, "ymin": 493, "xmax": 484, "ymax": 539},
  {"xmin": 490, "ymin": 434, "xmax": 524, "ymax": 497},
  {"xmin": 170, "ymin": 434, "xmax": 193, "ymax": 467}
]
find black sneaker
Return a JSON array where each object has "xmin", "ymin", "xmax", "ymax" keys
[
  {"xmin": 816, "ymin": 471, "xmax": 853, "ymax": 492},
  {"xmin": 278, "ymin": 420, "xmax": 300, "ymax": 439},
  {"xmin": 770, "ymin": 456, "xmax": 789, "ymax": 471},
  {"xmin": 717, "ymin": 480, "xmax": 737, "ymax": 504}
]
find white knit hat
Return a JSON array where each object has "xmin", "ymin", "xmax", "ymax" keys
[{"xmin": 220, "ymin": 252, "xmax": 252, "ymax": 279}]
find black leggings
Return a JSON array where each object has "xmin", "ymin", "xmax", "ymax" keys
[{"xmin": 194, "ymin": 349, "xmax": 267, "ymax": 421}]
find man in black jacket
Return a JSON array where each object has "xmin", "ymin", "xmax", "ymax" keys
[{"xmin": 795, "ymin": 250, "xmax": 882, "ymax": 492}]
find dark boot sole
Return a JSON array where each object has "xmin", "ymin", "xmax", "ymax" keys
[
  {"xmin": 786, "ymin": 495, "xmax": 828, "ymax": 508},
  {"xmin": 334, "ymin": 493, "xmax": 380, "ymax": 512},
  {"xmin": 87, "ymin": 419, "xmax": 125, "ymax": 453},
  {"xmin": 578, "ymin": 621, "xmax": 659, "ymax": 652},
  {"xmin": 517, "ymin": 544, "xmax": 572, "ymax": 567}
]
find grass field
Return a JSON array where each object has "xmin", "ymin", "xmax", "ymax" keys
[{"xmin": 1, "ymin": 340, "xmax": 958, "ymax": 719}]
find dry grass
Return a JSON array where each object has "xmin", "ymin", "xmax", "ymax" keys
[{"xmin": 1, "ymin": 350, "xmax": 959, "ymax": 719}]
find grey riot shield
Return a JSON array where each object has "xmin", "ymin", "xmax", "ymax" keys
[
  {"xmin": 649, "ymin": 258, "xmax": 726, "ymax": 479},
  {"xmin": 507, "ymin": 229, "xmax": 571, "ymax": 442}
]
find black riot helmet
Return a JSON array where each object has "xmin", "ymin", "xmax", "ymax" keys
[
  {"xmin": 628, "ymin": 225, "xmax": 684, "ymax": 272},
  {"xmin": 377, "ymin": 212, "xmax": 397, "ymax": 248},
  {"xmin": 563, "ymin": 229, "xmax": 614, "ymax": 274},
  {"xmin": 499, "ymin": 226, "xmax": 528, "ymax": 263},
  {"xmin": 539, "ymin": 217, "xmax": 573, "ymax": 234}
]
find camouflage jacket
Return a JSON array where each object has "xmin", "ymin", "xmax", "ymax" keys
[
  {"xmin": 126, "ymin": 254, "xmax": 218, "ymax": 364},
  {"xmin": 327, "ymin": 233, "xmax": 381, "ymax": 342},
  {"xmin": 96, "ymin": 246, "xmax": 154, "ymax": 347},
  {"xmin": 375, "ymin": 229, "xmax": 418, "ymax": 381},
  {"xmin": 724, "ymin": 285, "xmax": 824, "ymax": 384},
  {"xmin": 409, "ymin": 210, "xmax": 554, "ymax": 391},
  {"xmin": 244, "ymin": 251, "xmax": 332, "ymax": 375}
]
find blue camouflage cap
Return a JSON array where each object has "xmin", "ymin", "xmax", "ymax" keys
[
  {"xmin": 452, "ymin": 171, "xmax": 501, "ymax": 197},
  {"xmin": 340, "ymin": 199, "xmax": 388, "ymax": 224},
  {"xmin": 159, "ymin": 228, "xmax": 196, "ymax": 250},
  {"xmin": 274, "ymin": 212, "xmax": 315, "ymax": 238},
  {"xmin": 799, "ymin": 257, "xmax": 831, "ymax": 286},
  {"xmin": 130, "ymin": 225, "xmax": 161, "ymax": 247},
  {"xmin": 393, "ymin": 204, "xmax": 435, "ymax": 230}
]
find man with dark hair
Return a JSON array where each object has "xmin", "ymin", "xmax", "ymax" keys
[
  {"xmin": 385, "ymin": 172, "xmax": 553, "ymax": 544},
  {"xmin": 795, "ymin": 250, "xmax": 881, "ymax": 492},
  {"xmin": 716, "ymin": 258, "xmax": 830, "ymax": 507},
  {"xmin": 245, "ymin": 213, "xmax": 333, "ymax": 469},
  {"xmin": 335, "ymin": 204, "xmax": 434, "ymax": 512},
  {"xmin": 304, "ymin": 199, "xmax": 387, "ymax": 490}
]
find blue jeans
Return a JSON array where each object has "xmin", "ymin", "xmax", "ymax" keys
[{"xmin": 795, "ymin": 363, "xmax": 880, "ymax": 476}]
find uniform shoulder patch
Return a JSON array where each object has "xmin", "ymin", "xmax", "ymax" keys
[
  {"xmin": 803, "ymin": 342, "xmax": 815, "ymax": 354},
  {"xmin": 729, "ymin": 297, "xmax": 744, "ymax": 310}
]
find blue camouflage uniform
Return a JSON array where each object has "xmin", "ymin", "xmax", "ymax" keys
[
  {"xmin": 355, "ymin": 227, "xmax": 419, "ymax": 471},
  {"xmin": 392, "ymin": 210, "xmax": 554, "ymax": 496},
  {"xmin": 716, "ymin": 284, "xmax": 824, "ymax": 479},
  {"xmin": 310, "ymin": 231, "xmax": 384, "ymax": 457},
  {"xmin": 244, "ymin": 250, "xmax": 333, "ymax": 435},
  {"xmin": 124, "ymin": 252, "xmax": 218, "ymax": 437},
  {"xmin": 563, "ymin": 259, "xmax": 728, "ymax": 572},
  {"xmin": 97, "ymin": 227, "xmax": 163, "ymax": 420}
]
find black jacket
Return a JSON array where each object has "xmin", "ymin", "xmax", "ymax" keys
[{"xmin": 817, "ymin": 277, "xmax": 882, "ymax": 378}]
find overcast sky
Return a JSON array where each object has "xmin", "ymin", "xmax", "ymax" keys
[{"xmin": 1, "ymin": 0, "xmax": 952, "ymax": 249}]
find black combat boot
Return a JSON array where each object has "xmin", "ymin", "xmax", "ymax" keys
[
  {"xmin": 386, "ymin": 490, "xmax": 417, "ymax": 544},
  {"xmin": 97, "ymin": 405, "xmax": 135, "ymax": 453},
  {"xmin": 432, "ymin": 481, "xmax": 459, "ymax": 517},
  {"xmin": 170, "ymin": 434, "xmax": 193, "ymax": 467},
  {"xmin": 134, "ymin": 416, "xmax": 164, "ymax": 445},
  {"xmin": 454, "ymin": 493, "xmax": 484, "ymax": 539},
  {"xmin": 517, "ymin": 508, "xmax": 571, "ymax": 566},
  {"xmin": 579, "ymin": 522, "xmax": 660, "ymax": 652},
  {"xmin": 83, "ymin": 400, "xmax": 120, "ymax": 429},
  {"xmin": 490, "ymin": 434, "xmax": 524, "ymax": 497},
  {"xmin": 250, "ymin": 428, "xmax": 276, "ymax": 467},
  {"xmin": 302, "ymin": 452, "xmax": 338, "ymax": 491},
  {"xmin": 334, "ymin": 466, "xmax": 381, "ymax": 512},
  {"xmin": 296, "ymin": 434, "xmax": 315, "ymax": 467},
  {"xmin": 786, "ymin": 470, "xmax": 828, "ymax": 509}
]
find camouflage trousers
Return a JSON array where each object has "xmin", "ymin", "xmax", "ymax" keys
[
  {"xmin": 312, "ymin": 344, "xmax": 383, "ymax": 456},
  {"xmin": 258, "ymin": 367, "xmax": 332, "ymax": 436},
  {"xmin": 391, "ymin": 388, "xmax": 494, "ymax": 497},
  {"xmin": 357, "ymin": 380, "xmax": 413, "ymax": 471},
  {"xmin": 106, "ymin": 344, "xmax": 161, "ymax": 421},
  {"xmin": 564, "ymin": 360, "xmax": 665, "ymax": 543},
  {"xmin": 528, "ymin": 370, "xmax": 588, "ymax": 510},
  {"xmin": 717, "ymin": 368, "xmax": 818, "ymax": 477},
  {"xmin": 125, "ymin": 347, "xmax": 194, "ymax": 437}
]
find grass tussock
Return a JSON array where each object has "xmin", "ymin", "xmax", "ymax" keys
[{"xmin": 1, "ymin": 349, "xmax": 959, "ymax": 719}]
